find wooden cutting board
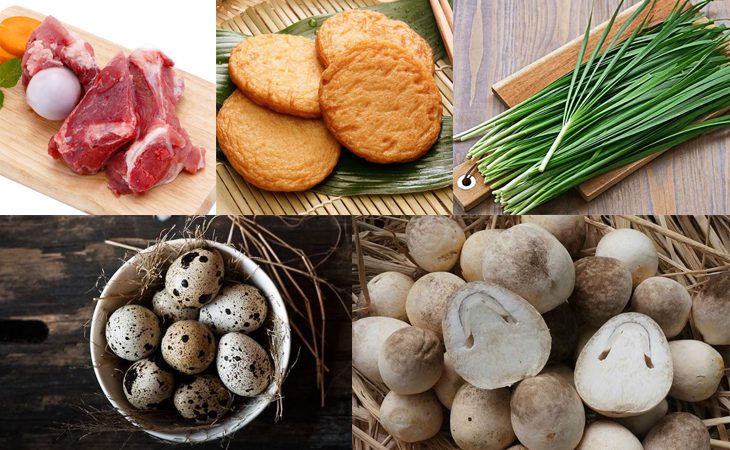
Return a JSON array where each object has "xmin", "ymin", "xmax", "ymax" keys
[
  {"xmin": 454, "ymin": 0, "xmax": 721, "ymax": 211},
  {"xmin": 0, "ymin": 6, "xmax": 215, "ymax": 214}
]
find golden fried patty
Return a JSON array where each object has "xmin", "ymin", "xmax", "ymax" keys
[
  {"xmin": 229, "ymin": 34, "xmax": 323, "ymax": 118},
  {"xmin": 316, "ymin": 10, "xmax": 434, "ymax": 73},
  {"xmin": 319, "ymin": 40, "xmax": 442, "ymax": 164},
  {"xmin": 217, "ymin": 90, "xmax": 340, "ymax": 192}
]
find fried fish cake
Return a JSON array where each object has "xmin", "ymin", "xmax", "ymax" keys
[
  {"xmin": 217, "ymin": 90, "xmax": 340, "ymax": 192},
  {"xmin": 315, "ymin": 10, "xmax": 434, "ymax": 73},
  {"xmin": 229, "ymin": 34, "xmax": 323, "ymax": 118},
  {"xmin": 319, "ymin": 40, "xmax": 442, "ymax": 165}
]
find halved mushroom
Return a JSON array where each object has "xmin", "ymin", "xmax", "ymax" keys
[
  {"xmin": 443, "ymin": 282, "xmax": 551, "ymax": 389},
  {"xmin": 575, "ymin": 313, "xmax": 672, "ymax": 417}
]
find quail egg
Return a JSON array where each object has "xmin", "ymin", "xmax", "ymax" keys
[
  {"xmin": 217, "ymin": 332, "xmax": 272, "ymax": 397},
  {"xmin": 152, "ymin": 289, "xmax": 200, "ymax": 324},
  {"xmin": 173, "ymin": 374, "xmax": 233, "ymax": 422},
  {"xmin": 165, "ymin": 248, "xmax": 225, "ymax": 308},
  {"xmin": 199, "ymin": 284, "xmax": 268, "ymax": 335},
  {"xmin": 105, "ymin": 304, "xmax": 161, "ymax": 361},
  {"xmin": 123, "ymin": 357, "xmax": 176, "ymax": 410},
  {"xmin": 161, "ymin": 320, "xmax": 216, "ymax": 374},
  {"xmin": 26, "ymin": 67, "xmax": 82, "ymax": 120}
]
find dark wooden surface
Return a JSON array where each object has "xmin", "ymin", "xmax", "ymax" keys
[
  {"xmin": 453, "ymin": 0, "xmax": 730, "ymax": 214},
  {"xmin": 0, "ymin": 216, "xmax": 351, "ymax": 450}
]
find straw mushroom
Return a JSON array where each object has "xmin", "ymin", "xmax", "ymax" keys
[
  {"xmin": 668, "ymin": 340, "xmax": 724, "ymax": 402},
  {"xmin": 365, "ymin": 271, "xmax": 414, "ymax": 320},
  {"xmin": 443, "ymin": 282, "xmax": 551, "ymax": 389},
  {"xmin": 576, "ymin": 421, "xmax": 642, "ymax": 450},
  {"xmin": 631, "ymin": 277, "xmax": 691, "ymax": 338},
  {"xmin": 616, "ymin": 399, "xmax": 668, "ymax": 438},
  {"xmin": 460, "ymin": 229, "xmax": 503, "ymax": 281},
  {"xmin": 481, "ymin": 223, "xmax": 575, "ymax": 313},
  {"xmin": 378, "ymin": 327, "xmax": 444, "ymax": 395},
  {"xmin": 572, "ymin": 256, "xmax": 632, "ymax": 326},
  {"xmin": 510, "ymin": 373, "xmax": 585, "ymax": 450},
  {"xmin": 595, "ymin": 228, "xmax": 658, "ymax": 287},
  {"xmin": 433, "ymin": 352, "xmax": 464, "ymax": 409},
  {"xmin": 450, "ymin": 384, "xmax": 515, "ymax": 450},
  {"xmin": 405, "ymin": 272, "xmax": 465, "ymax": 339},
  {"xmin": 506, "ymin": 446, "xmax": 528, "ymax": 450},
  {"xmin": 542, "ymin": 302, "xmax": 578, "ymax": 364},
  {"xmin": 522, "ymin": 215, "xmax": 586, "ymax": 257},
  {"xmin": 643, "ymin": 412, "xmax": 710, "ymax": 450},
  {"xmin": 540, "ymin": 365, "xmax": 575, "ymax": 388},
  {"xmin": 575, "ymin": 313, "xmax": 672, "ymax": 417},
  {"xmin": 352, "ymin": 316, "xmax": 409, "ymax": 383},
  {"xmin": 692, "ymin": 272, "xmax": 730, "ymax": 344},
  {"xmin": 406, "ymin": 216, "xmax": 465, "ymax": 272},
  {"xmin": 379, "ymin": 390, "xmax": 443, "ymax": 443}
]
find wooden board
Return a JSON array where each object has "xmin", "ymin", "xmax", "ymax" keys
[
  {"xmin": 453, "ymin": 0, "xmax": 730, "ymax": 214},
  {"xmin": 0, "ymin": 7, "xmax": 216, "ymax": 214},
  {"xmin": 0, "ymin": 216, "xmax": 352, "ymax": 449}
]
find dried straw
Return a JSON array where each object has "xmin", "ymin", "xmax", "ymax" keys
[{"xmin": 352, "ymin": 215, "xmax": 730, "ymax": 450}]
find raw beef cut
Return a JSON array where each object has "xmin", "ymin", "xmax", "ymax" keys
[
  {"xmin": 22, "ymin": 16, "xmax": 99, "ymax": 91},
  {"xmin": 106, "ymin": 49, "xmax": 205, "ymax": 195},
  {"xmin": 48, "ymin": 52, "xmax": 138, "ymax": 174}
]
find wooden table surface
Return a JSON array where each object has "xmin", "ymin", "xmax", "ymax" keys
[
  {"xmin": 453, "ymin": 0, "xmax": 730, "ymax": 215},
  {"xmin": 0, "ymin": 216, "xmax": 351, "ymax": 450}
]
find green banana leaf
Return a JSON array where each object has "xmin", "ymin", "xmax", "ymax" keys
[
  {"xmin": 312, "ymin": 117, "xmax": 452, "ymax": 196},
  {"xmin": 216, "ymin": 0, "xmax": 452, "ymax": 196}
]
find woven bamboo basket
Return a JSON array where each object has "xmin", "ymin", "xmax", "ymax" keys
[
  {"xmin": 352, "ymin": 215, "xmax": 730, "ymax": 450},
  {"xmin": 216, "ymin": 0, "xmax": 453, "ymax": 215}
]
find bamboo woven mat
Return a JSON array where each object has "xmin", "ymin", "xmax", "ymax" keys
[{"xmin": 216, "ymin": 0, "xmax": 454, "ymax": 215}]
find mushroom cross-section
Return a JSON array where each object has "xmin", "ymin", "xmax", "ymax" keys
[
  {"xmin": 442, "ymin": 281, "xmax": 551, "ymax": 389},
  {"xmin": 575, "ymin": 312, "xmax": 672, "ymax": 417}
]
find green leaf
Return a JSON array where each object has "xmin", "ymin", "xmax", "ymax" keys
[
  {"xmin": 0, "ymin": 58, "xmax": 22, "ymax": 89},
  {"xmin": 312, "ymin": 118, "xmax": 452, "ymax": 196},
  {"xmin": 216, "ymin": 30, "xmax": 247, "ymax": 107}
]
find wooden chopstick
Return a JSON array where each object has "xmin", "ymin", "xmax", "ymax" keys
[
  {"xmin": 429, "ymin": 0, "xmax": 454, "ymax": 64},
  {"xmin": 439, "ymin": 0, "xmax": 453, "ymax": 29}
]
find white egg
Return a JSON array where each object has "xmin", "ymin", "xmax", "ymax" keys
[{"xmin": 26, "ymin": 67, "xmax": 83, "ymax": 121}]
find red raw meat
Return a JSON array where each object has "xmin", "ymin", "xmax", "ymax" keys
[
  {"xmin": 48, "ymin": 52, "xmax": 138, "ymax": 174},
  {"xmin": 106, "ymin": 49, "xmax": 205, "ymax": 195},
  {"xmin": 22, "ymin": 16, "xmax": 99, "ymax": 91}
]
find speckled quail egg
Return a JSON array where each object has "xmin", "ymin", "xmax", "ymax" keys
[
  {"xmin": 152, "ymin": 289, "xmax": 200, "ymax": 324},
  {"xmin": 105, "ymin": 304, "xmax": 161, "ymax": 361},
  {"xmin": 199, "ymin": 284, "xmax": 268, "ymax": 335},
  {"xmin": 165, "ymin": 248, "xmax": 224, "ymax": 308},
  {"xmin": 161, "ymin": 320, "xmax": 216, "ymax": 374},
  {"xmin": 123, "ymin": 357, "xmax": 176, "ymax": 410},
  {"xmin": 217, "ymin": 332, "xmax": 272, "ymax": 397},
  {"xmin": 173, "ymin": 374, "xmax": 233, "ymax": 423}
]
